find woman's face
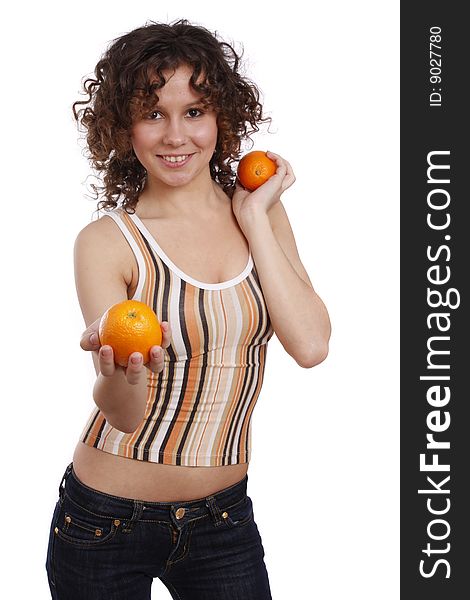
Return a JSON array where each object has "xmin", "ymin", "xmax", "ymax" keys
[{"xmin": 131, "ymin": 64, "xmax": 218, "ymax": 189}]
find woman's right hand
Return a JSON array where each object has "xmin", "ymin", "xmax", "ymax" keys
[{"xmin": 80, "ymin": 318, "xmax": 172, "ymax": 384}]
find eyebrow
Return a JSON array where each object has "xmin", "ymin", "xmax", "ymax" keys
[{"xmin": 153, "ymin": 100, "xmax": 205, "ymax": 110}]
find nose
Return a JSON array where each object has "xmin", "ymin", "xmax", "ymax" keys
[{"xmin": 162, "ymin": 118, "xmax": 187, "ymax": 147}]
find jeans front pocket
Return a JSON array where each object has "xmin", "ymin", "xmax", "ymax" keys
[
  {"xmin": 55, "ymin": 494, "xmax": 121, "ymax": 547},
  {"xmin": 221, "ymin": 495, "xmax": 254, "ymax": 528}
]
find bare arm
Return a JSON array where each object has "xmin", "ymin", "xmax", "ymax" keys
[
  {"xmin": 243, "ymin": 204, "xmax": 330, "ymax": 367},
  {"xmin": 233, "ymin": 152, "xmax": 331, "ymax": 367},
  {"xmin": 74, "ymin": 216, "xmax": 166, "ymax": 433}
]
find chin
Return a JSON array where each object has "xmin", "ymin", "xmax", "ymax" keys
[{"xmin": 160, "ymin": 173, "xmax": 194, "ymax": 187}]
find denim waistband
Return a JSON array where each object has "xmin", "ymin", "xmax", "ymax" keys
[{"xmin": 58, "ymin": 462, "xmax": 249, "ymax": 532}]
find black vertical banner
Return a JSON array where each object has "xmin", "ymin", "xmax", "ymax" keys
[{"xmin": 401, "ymin": 3, "xmax": 468, "ymax": 598}]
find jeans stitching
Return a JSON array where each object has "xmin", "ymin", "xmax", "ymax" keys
[
  {"xmin": 64, "ymin": 488, "xmax": 214, "ymax": 528},
  {"xmin": 224, "ymin": 509, "xmax": 254, "ymax": 528},
  {"xmin": 168, "ymin": 520, "xmax": 195, "ymax": 565},
  {"xmin": 63, "ymin": 491, "xmax": 121, "ymax": 521},
  {"xmin": 61, "ymin": 489, "xmax": 249, "ymax": 534},
  {"xmin": 63, "ymin": 492, "xmax": 171, "ymax": 528},
  {"xmin": 163, "ymin": 578, "xmax": 184, "ymax": 600},
  {"xmin": 223, "ymin": 495, "xmax": 248, "ymax": 512},
  {"xmin": 64, "ymin": 511, "xmax": 103, "ymax": 535},
  {"xmin": 137, "ymin": 497, "xmax": 248, "ymax": 525},
  {"xmin": 55, "ymin": 518, "xmax": 119, "ymax": 547}
]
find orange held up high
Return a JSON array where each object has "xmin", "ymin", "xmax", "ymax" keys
[
  {"xmin": 98, "ymin": 300, "xmax": 162, "ymax": 367},
  {"xmin": 237, "ymin": 150, "xmax": 277, "ymax": 191}
]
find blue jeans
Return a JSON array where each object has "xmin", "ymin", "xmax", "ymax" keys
[{"xmin": 45, "ymin": 462, "xmax": 272, "ymax": 599}]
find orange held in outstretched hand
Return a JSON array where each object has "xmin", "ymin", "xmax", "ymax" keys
[
  {"xmin": 237, "ymin": 150, "xmax": 277, "ymax": 191},
  {"xmin": 99, "ymin": 300, "xmax": 162, "ymax": 367}
]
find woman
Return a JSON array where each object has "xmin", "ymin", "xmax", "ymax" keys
[{"xmin": 45, "ymin": 19, "xmax": 331, "ymax": 600}]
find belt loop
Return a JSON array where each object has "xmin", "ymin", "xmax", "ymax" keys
[
  {"xmin": 122, "ymin": 500, "xmax": 144, "ymax": 534},
  {"xmin": 58, "ymin": 462, "xmax": 73, "ymax": 504},
  {"xmin": 205, "ymin": 495, "xmax": 223, "ymax": 527}
]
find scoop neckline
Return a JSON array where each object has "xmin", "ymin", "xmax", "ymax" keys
[{"xmin": 127, "ymin": 211, "xmax": 254, "ymax": 291}]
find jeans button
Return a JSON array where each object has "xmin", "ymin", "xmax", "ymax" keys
[{"xmin": 175, "ymin": 507, "xmax": 186, "ymax": 519}]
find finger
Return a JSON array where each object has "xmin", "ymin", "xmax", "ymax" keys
[
  {"xmin": 99, "ymin": 345, "xmax": 116, "ymax": 377},
  {"xmin": 80, "ymin": 322, "xmax": 101, "ymax": 352},
  {"xmin": 147, "ymin": 345, "xmax": 165, "ymax": 374},
  {"xmin": 273, "ymin": 162, "xmax": 288, "ymax": 180},
  {"xmin": 265, "ymin": 151, "xmax": 287, "ymax": 174},
  {"xmin": 283, "ymin": 159, "xmax": 293, "ymax": 175},
  {"xmin": 281, "ymin": 160, "xmax": 296, "ymax": 190},
  {"xmin": 263, "ymin": 160, "xmax": 288, "ymax": 190},
  {"xmin": 265, "ymin": 151, "xmax": 294, "ymax": 191},
  {"xmin": 80, "ymin": 331, "xmax": 100, "ymax": 352},
  {"xmin": 125, "ymin": 353, "xmax": 144, "ymax": 384},
  {"xmin": 160, "ymin": 322, "xmax": 172, "ymax": 349},
  {"xmin": 266, "ymin": 150, "xmax": 286, "ymax": 166}
]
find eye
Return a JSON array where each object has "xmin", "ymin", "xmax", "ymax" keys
[
  {"xmin": 187, "ymin": 108, "xmax": 203, "ymax": 118},
  {"xmin": 147, "ymin": 110, "xmax": 162, "ymax": 120}
]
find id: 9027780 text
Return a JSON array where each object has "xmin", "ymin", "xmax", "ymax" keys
[{"xmin": 429, "ymin": 26, "xmax": 442, "ymax": 107}]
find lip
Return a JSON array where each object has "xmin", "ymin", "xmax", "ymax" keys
[{"xmin": 156, "ymin": 153, "xmax": 194, "ymax": 168}]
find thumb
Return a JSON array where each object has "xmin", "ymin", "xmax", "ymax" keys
[{"xmin": 80, "ymin": 320, "xmax": 101, "ymax": 351}]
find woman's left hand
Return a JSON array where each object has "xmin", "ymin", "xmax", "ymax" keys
[{"xmin": 232, "ymin": 151, "xmax": 295, "ymax": 229}]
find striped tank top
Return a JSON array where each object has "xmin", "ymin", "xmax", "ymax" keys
[{"xmin": 79, "ymin": 207, "xmax": 274, "ymax": 466}]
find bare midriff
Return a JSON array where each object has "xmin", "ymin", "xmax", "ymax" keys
[{"xmin": 72, "ymin": 441, "xmax": 249, "ymax": 502}]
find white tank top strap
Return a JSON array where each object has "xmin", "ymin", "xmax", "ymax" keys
[{"xmin": 103, "ymin": 208, "xmax": 146, "ymax": 300}]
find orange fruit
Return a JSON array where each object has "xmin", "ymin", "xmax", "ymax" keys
[
  {"xmin": 237, "ymin": 150, "xmax": 277, "ymax": 191},
  {"xmin": 98, "ymin": 300, "xmax": 162, "ymax": 367}
]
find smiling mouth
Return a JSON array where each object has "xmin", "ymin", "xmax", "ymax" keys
[{"xmin": 157, "ymin": 154, "xmax": 194, "ymax": 165}]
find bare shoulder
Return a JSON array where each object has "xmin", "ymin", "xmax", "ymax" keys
[
  {"xmin": 267, "ymin": 200, "xmax": 314, "ymax": 289},
  {"xmin": 74, "ymin": 213, "xmax": 132, "ymax": 271},
  {"xmin": 74, "ymin": 212, "xmax": 124, "ymax": 248},
  {"xmin": 73, "ymin": 213, "xmax": 135, "ymax": 326}
]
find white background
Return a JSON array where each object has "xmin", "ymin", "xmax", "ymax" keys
[{"xmin": 1, "ymin": 1, "xmax": 399, "ymax": 598}]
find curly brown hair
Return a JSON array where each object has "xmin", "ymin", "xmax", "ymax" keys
[{"xmin": 72, "ymin": 19, "xmax": 271, "ymax": 213}]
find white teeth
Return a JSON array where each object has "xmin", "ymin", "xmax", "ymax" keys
[{"xmin": 161, "ymin": 155, "xmax": 189, "ymax": 163}]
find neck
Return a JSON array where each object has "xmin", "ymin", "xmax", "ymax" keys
[{"xmin": 136, "ymin": 171, "xmax": 227, "ymax": 220}]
